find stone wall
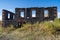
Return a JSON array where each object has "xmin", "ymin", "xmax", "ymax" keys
[{"xmin": 2, "ymin": 7, "xmax": 57, "ymax": 27}]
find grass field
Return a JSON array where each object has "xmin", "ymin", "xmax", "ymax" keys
[{"xmin": 0, "ymin": 18, "xmax": 60, "ymax": 40}]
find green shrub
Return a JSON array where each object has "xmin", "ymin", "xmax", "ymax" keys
[
  {"xmin": 53, "ymin": 18, "xmax": 60, "ymax": 30},
  {"xmin": 6, "ymin": 25, "xmax": 15, "ymax": 33},
  {"xmin": 15, "ymin": 23, "xmax": 32, "ymax": 31},
  {"xmin": 0, "ymin": 27, "xmax": 5, "ymax": 33}
]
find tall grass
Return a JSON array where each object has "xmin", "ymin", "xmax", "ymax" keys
[{"xmin": 0, "ymin": 18, "xmax": 60, "ymax": 40}]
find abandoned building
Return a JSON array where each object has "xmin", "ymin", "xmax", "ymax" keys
[{"xmin": 2, "ymin": 7, "xmax": 57, "ymax": 27}]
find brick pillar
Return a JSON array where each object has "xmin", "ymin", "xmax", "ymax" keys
[
  {"xmin": 15, "ymin": 8, "xmax": 20, "ymax": 20},
  {"xmin": 24, "ymin": 8, "xmax": 27, "ymax": 20},
  {"xmin": 2, "ymin": 10, "xmax": 8, "ymax": 27},
  {"xmin": 39, "ymin": 8, "xmax": 44, "ymax": 21},
  {"xmin": 36, "ymin": 8, "xmax": 40, "ymax": 22},
  {"xmin": 53, "ymin": 7, "xmax": 57, "ymax": 18},
  {"xmin": 49, "ymin": 8, "xmax": 55, "ymax": 20},
  {"xmin": 26, "ymin": 8, "xmax": 31, "ymax": 20}
]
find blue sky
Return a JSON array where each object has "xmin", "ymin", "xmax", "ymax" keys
[{"xmin": 0, "ymin": 0, "xmax": 60, "ymax": 20}]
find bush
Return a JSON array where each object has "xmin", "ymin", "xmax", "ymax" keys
[{"xmin": 53, "ymin": 18, "xmax": 60, "ymax": 30}]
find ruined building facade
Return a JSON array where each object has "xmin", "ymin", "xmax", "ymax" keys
[{"xmin": 2, "ymin": 7, "xmax": 57, "ymax": 27}]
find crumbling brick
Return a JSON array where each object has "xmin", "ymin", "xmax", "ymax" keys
[{"xmin": 2, "ymin": 7, "xmax": 57, "ymax": 27}]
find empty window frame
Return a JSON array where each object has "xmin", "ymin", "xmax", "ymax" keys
[
  {"xmin": 20, "ymin": 11, "xmax": 24, "ymax": 17},
  {"xmin": 44, "ymin": 10, "xmax": 49, "ymax": 17},
  {"xmin": 8, "ymin": 13, "xmax": 10, "ymax": 19},
  {"xmin": 32, "ymin": 10, "xmax": 36, "ymax": 17}
]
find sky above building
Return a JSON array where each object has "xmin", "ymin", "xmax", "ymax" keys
[{"xmin": 0, "ymin": 0, "xmax": 60, "ymax": 20}]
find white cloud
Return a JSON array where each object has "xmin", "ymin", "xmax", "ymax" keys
[
  {"xmin": 58, "ymin": 12, "xmax": 60, "ymax": 18},
  {"xmin": 0, "ymin": 15, "xmax": 2, "ymax": 21},
  {"xmin": 32, "ymin": 15, "xmax": 36, "ymax": 17}
]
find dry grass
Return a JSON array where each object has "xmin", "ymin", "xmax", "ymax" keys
[{"xmin": 0, "ymin": 18, "xmax": 60, "ymax": 40}]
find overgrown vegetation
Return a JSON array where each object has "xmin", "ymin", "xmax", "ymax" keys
[{"xmin": 0, "ymin": 18, "xmax": 60, "ymax": 40}]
